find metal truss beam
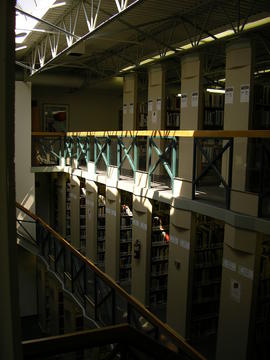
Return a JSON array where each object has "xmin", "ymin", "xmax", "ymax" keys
[{"xmin": 26, "ymin": 0, "xmax": 145, "ymax": 78}]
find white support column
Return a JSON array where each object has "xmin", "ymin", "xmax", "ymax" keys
[
  {"xmin": 216, "ymin": 225, "xmax": 260, "ymax": 360},
  {"xmin": 70, "ymin": 175, "xmax": 80, "ymax": 249},
  {"xmin": 222, "ymin": 40, "xmax": 258, "ymax": 216},
  {"xmin": 86, "ymin": 180, "xmax": 98, "ymax": 261},
  {"xmin": 176, "ymin": 54, "xmax": 203, "ymax": 198},
  {"xmin": 167, "ymin": 208, "xmax": 194, "ymax": 337},
  {"xmin": 131, "ymin": 195, "xmax": 152, "ymax": 306},
  {"xmin": 105, "ymin": 186, "xmax": 120, "ymax": 280}
]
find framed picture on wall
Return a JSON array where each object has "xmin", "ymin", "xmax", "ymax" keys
[{"xmin": 43, "ymin": 104, "xmax": 69, "ymax": 132}]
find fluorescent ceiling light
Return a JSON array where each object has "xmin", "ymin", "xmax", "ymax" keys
[
  {"xmin": 139, "ymin": 58, "xmax": 155, "ymax": 66},
  {"xmin": 16, "ymin": 45, "xmax": 27, "ymax": 51},
  {"xmin": 119, "ymin": 65, "xmax": 136, "ymax": 72},
  {"xmin": 50, "ymin": 2, "xmax": 66, "ymax": 8},
  {"xmin": 206, "ymin": 88, "xmax": 225, "ymax": 94},
  {"xmin": 177, "ymin": 93, "xmax": 182, "ymax": 97}
]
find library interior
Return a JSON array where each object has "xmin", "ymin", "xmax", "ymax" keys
[{"xmin": 1, "ymin": 1, "xmax": 270, "ymax": 359}]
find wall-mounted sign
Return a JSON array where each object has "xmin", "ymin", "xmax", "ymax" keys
[
  {"xmin": 156, "ymin": 98, "xmax": 161, "ymax": 111},
  {"xmin": 240, "ymin": 84, "xmax": 250, "ymax": 103},
  {"xmin": 181, "ymin": 94, "xmax": 188, "ymax": 108},
  {"xmin": 129, "ymin": 103, "xmax": 134, "ymax": 114},
  {"xmin": 225, "ymin": 86, "xmax": 234, "ymax": 104},
  {"xmin": 192, "ymin": 92, "xmax": 198, "ymax": 108},
  {"xmin": 148, "ymin": 100, "xmax": 153, "ymax": 112},
  {"xmin": 123, "ymin": 104, "xmax": 127, "ymax": 114}
]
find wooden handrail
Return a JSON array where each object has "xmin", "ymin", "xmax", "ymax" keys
[
  {"xmin": 32, "ymin": 130, "xmax": 270, "ymax": 138},
  {"xmin": 22, "ymin": 324, "xmax": 182, "ymax": 359},
  {"xmin": 16, "ymin": 202, "xmax": 205, "ymax": 360}
]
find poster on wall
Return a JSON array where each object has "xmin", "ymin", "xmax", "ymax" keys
[
  {"xmin": 43, "ymin": 104, "xmax": 69, "ymax": 132},
  {"xmin": 225, "ymin": 87, "xmax": 234, "ymax": 104}
]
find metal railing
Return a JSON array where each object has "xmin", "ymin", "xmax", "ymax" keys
[
  {"xmin": 16, "ymin": 202, "xmax": 205, "ymax": 360},
  {"xmin": 32, "ymin": 130, "xmax": 270, "ymax": 216}
]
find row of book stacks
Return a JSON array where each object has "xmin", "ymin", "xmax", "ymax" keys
[
  {"xmin": 119, "ymin": 191, "xmax": 133, "ymax": 291},
  {"xmin": 189, "ymin": 215, "xmax": 224, "ymax": 344},
  {"xmin": 149, "ymin": 200, "xmax": 170, "ymax": 321}
]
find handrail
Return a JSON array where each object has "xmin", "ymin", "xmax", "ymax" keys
[
  {"xmin": 22, "ymin": 324, "xmax": 182, "ymax": 359},
  {"xmin": 16, "ymin": 202, "xmax": 205, "ymax": 360},
  {"xmin": 32, "ymin": 130, "xmax": 270, "ymax": 138}
]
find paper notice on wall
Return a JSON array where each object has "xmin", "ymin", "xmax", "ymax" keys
[
  {"xmin": 223, "ymin": 258, "xmax": 236, "ymax": 272},
  {"xmin": 156, "ymin": 98, "xmax": 161, "ymax": 111},
  {"xmin": 240, "ymin": 84, "xmax": 250, "ymax": 103},
  {"xmin": 238, "ymin": 265, "xmax": 254, "ymax": 280},
  {"xmin": 192, "ymin": 92, "xmax": 198, "ymax": 108},
  {"xmin": 180, "ymin": 239, "xmax": 190, "ymax": 250},
  {"xmin": 225, "ymin": 87, "xmax": 234, "ymax": 104},
  {"xmin": 181, "ymin": 94, "xmax": 188, "ymax": 108},
  {"xmin": 170, "ymin": 235, "xmax": 179, "ymax": 246},
  {"xmin": 148, "ymin": 100, "xmax": 153, "ymax": 112},
  {"xmin": 152, "ymin": 111, "xmax": 157, "ymax": 124},
  {"xmin": 123, "ymin": 104, "xmax": 127, "ymax": 114},
  {"xmin": 231, "ymin": 279, "xmax": 241, "ymax": 303},
  {"xmin": 129, "ymin": 103, "xmax": 134, "ymax": 114}
]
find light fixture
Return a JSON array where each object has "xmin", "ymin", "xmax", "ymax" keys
[
  {"xmin": 206, "ymin": 88, "xmax": 225, "ymax": 94},
  {"xmin": 50, "ymin": 2, "xmax": 66, "ymax": 8},
  {"xmin": 119, "ymin": 65, "xmax": 136, "ymax": 72},
  {"xmin": 176, "ymin": 93, "xmax": 182, "ymax": 97},
  {"xmin": 16, "ymin": 45, "xmax": 27, "ymax": 51}
]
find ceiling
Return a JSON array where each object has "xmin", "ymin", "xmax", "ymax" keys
[{"xmin": 15, "ymin": 0, "xmax": 270, "ymax": 87}]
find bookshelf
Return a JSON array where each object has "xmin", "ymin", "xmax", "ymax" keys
[
  {"xmin": 66, "ymin": 177, "xmax": 71, "ymax": 243},
  {"xmin": 253, "ymin": 84, "xmax": 270, "ymax": 129},
  {"xmin": 189, "ymin": 215, "xmax": 224, "ymax": 342},
  {"xmin": 255, "ymin": 238, "xmax": 270, "ymax": 358},
  {"xmin": 79, "ymin": 178, "xmax": 86, "ymax": 254},
  {"xmin": 166, "ymin": 95, "xmax": 180, "ymax": 130},
  {"xmin": 150, "ymin": 201, "xmax": 170, "ymax": 319},
  {"xmin": 204, "ymin": 92, "xmax": 224, "ymax": 130},
  {"xmin": 137, "ymin": 102, "xmax": 148, "ymax": 130},
  {"xmin": 97, "ymin": 184, "xmax": 106, "ymax": 270},
  {"xmin": 119, "ymin": 191, "xmax": 133, "ymax": 289}
]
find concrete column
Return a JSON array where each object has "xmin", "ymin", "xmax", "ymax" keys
[
  {"xmin": 147, "ymin": 65, "xmax": 166, "ymax": 181},
  {"xmin": 223, "ymin": 40, "xmax": 258, "ymax": 215},
  {"xmin": 123, "ymin": 73, "xmax": 137, "ymax": 130},
  {"xmin": 216, "ymin": 224, "xmax": 260, "ymax": 360},
  {"xmin": 131, "ymin": 196, "xmax": 152, "ymax": 306},
  {"xmin": 147, "ymin": 64, "xmax": 165, "ymax": 130},
  {"xmin": 105, "ymin": 186, "xmax": 120, "ymax": 280},
  {"xmin": 176, "ymin": 54, "xmax": 203, "ymax": 198},
  {"xmin": 167, "ymin": 208, "xmax": 195, "ymax": 337},
  {"xmin": 86, "ymin": 180, "xmax": 98, "ymax": 261},
  {"xmin": 122, "ymin": 73, "xmax": 137, "ymax": 177},
  {"xmin": 0, "ymin": 0, "xmax": 22, "ymax": 358},
  {"xmin": 70, "ymin": 175, "xmax": 80, "ymax": 249}
]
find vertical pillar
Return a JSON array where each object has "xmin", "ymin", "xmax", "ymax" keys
[
  {"xmin": 223, "ymin": 40, "xmax": 258, "ymax": 215},
  {"xmin": 147, "ymin": 64, "xmax": 165, "ymax": 130},
  {"xmin": 85, "ymin": 180, "xmax": 98, "ymax": 261},
  {"xmin": 216, "ymin": 225, "xmax": 260, "ymax": 360},
  {"xmin": 123, "ymin": 73, "xmax": 137, "ymax": 130},
  {"xmin": 70, "ymin": 175, "xmax": 80, "ymax": 249},
  {"xmin": 147, "ymin": 65, "xmax": 166, "ymax": 181},
  {"xmin": 0, "ymin": 0, "xmax": 22, "ymax": 358},
  {"xmin": 122, "ymin": 74, "xmax": 137, "ymax": 177},
  {"xmin": 167, "ymin": 208, "xmax": 195, "ymax": 337},
  {"xmin": 105, "ymin": 186, "xmax": 120, "ymax": 280},
  {"xmin": 131, "ymin": 196, "xmax": 152, "ymax": 306},
  {"xmin": 176, "ymin": 54, "xmax": 203, "ymax": 198},
  {"xmin": 57, "ymin": 174, "xmax": 67, "ymax": 237}
]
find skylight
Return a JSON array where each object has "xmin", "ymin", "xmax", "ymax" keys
[{"xmin": 15, "ymin": 0, "xmax": 62, "ymax": 45}]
